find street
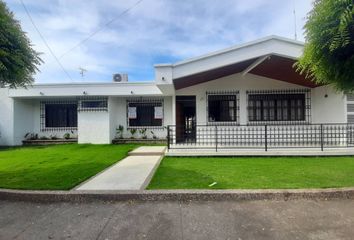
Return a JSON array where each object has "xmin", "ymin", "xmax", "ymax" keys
[{"xmin": 1, "ymin": 199, "xmax": 354, "ymax": 240}]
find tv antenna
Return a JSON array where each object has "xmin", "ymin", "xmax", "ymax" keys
[
  {"xmin": 293, "ymin": 0, "xmax": 298, "ymax": 40},
  {"xmin": 79, "ymin": 67, "xmax": 87, "ymax": 78}
]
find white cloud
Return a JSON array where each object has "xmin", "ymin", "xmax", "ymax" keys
[{"xmin": 5, "ymin": 0, "xmax": 313, "ymax": 83}]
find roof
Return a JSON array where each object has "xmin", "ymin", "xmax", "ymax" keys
[
  {"xmin": 155, "ymin": 35, "xmax": 304, "ymax": 68},
  {"xmin": 8, "ymin": 81, "xmax": 163, "ymax": 98},
  {"xmin": 154, "ymin": 35, "xmax": 317, "ymax": 90}
]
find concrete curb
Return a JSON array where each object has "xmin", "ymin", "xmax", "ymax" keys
[{"xmin": 1, "ymin": 188, "xmax": 354, "ymax": 203}]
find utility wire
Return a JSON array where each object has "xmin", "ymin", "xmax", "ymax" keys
[
  {"xmin": 59, "ymin": 0, "xmax": 145, "ymax": 59},
  {"xmin": 19, "ymin": 0, "xmax": 73, "ymax": 81}
]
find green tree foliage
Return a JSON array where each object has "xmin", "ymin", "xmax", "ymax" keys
[
  {"xmin": 296, "ymin": 0, "xmax": 354, "ymax": 92},
  {"xmin": 0, "ymin": 0, "xmax": 42, "ymax": 88}
]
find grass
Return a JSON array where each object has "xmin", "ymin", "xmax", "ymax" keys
[
  {"xmin": 148, "ymin": 156, "xmax": 354, "ymax": 189},
  {"xmin": 0, "ymin": 144, "xmax": 138, "ymax": 190}
]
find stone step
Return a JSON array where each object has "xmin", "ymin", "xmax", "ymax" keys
[{"xmin": 128, "ymin": 146, "xmax": 166, "ymax": 156}]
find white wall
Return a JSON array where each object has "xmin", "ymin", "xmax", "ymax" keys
[
  {"xmin": 0, "ymin": 88, "xmax": 14, "ymax": 145},
  {"xmin": 13, "ymin": 99, "xmax": 35, "ymax": 145},
  {"xmin": 311, "ymin": 85, "xmax": 346, "ymax": 123},
  {"xmin": 78, "ymin": 111, "xmax": 111, "ymax": 144},
  {"xmin": 176, "ymin": 73, "xmax": 308, "ymax": 125}
]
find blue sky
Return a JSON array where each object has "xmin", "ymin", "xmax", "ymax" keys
[{"xmin": 6, "ymin": 0, "xmax": 313, "ymax": 83}]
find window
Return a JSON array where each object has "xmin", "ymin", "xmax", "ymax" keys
[
  {"xmin": 208, "ymin": 95, "xmax": 237, "ymax": 122},
  {"xmin": 44, "ymin": 103, "xmax": 77, "ymax": 128},
  {"xmin": 248, "ymin": 94, "xmax": 305, "ymax": 122},
  {"xmin": 127, "ymin": 100, "xmax": 163, "ymax": 127},
  {"xmin": 78, "ymin": 99, "xmax": 108, "ymax": 111}
]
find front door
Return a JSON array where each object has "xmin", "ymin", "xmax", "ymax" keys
[{"xmin": 176, "ymin": 96, "xmax": 196, "ymax": 143}]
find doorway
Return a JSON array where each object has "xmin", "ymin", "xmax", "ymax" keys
[{"xmin": 176, "ymin": 96, "xmax": 196, "ymax": 143}]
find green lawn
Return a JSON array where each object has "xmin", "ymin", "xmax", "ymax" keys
[
  {"xmin": 148, "ymin": 156, "xmax": 354, "ymax": 189},
  {"xmin": 0, "ymin": 144, "xmax": 138, "ymax": 190}
]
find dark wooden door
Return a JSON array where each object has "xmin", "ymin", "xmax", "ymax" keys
[{"xmin": 176, "ymin": 96, "xmax": 196, "ymax": 143}]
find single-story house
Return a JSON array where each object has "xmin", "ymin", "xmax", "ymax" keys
[{"xmin": 0, "ymin": 36, "xmax": 353, "ymax": 150}]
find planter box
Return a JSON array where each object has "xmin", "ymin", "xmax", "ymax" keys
[
  {"xmin": 23, "ymin": 139, "xmax": 78, "ymax": 145},
  {"xmin": 112, "ymin": 138, "xmax": 167, "ymax": 145}
]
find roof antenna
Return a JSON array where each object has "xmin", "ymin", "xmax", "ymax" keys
[
  {"xmin": 293, "ymin": 0, "xmax": 298, "ymax": 40},
  {"xmin": 79, "ymin": 67, "xmax": 87, "ymax": 79}
]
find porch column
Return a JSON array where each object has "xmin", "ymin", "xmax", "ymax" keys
[
  {"xmin": 239, "ymin": 90, "xmax": 248, "ymax": 125},
  {"xmin": 172, "ymin": 95, "xmax": 176, "ymax": 126}
]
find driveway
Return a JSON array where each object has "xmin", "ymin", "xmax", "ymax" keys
[{"xmin": 1, "ymin": 199, "xmax": 354, "ymax": 240}]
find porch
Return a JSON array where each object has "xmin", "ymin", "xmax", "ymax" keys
[{"xmin": 166, "ymin": 124, "xmax": 354, "ymax": 154}]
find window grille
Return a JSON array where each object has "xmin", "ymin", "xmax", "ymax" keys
[
  {"xmin": 206, "ymin": 90, "xmax": 240, "ymax": 125},
  {"xmin": 246, "ymin": 89, "xmax": 311, "ymax": 125},
  {"xmin": 126, "ymin": 97, "xmax": 164, "ymax": 128},
  {"xmin": 78, "ymin": 97, "xmax": 108, "ymax": 112},
  {"xmin": 40, "ymin": 100, "xmax": 78, "ymax": 132}
]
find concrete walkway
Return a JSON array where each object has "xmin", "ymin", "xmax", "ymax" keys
[{"xmin": 75, "ymin": 146, "xmax": 165, "ymax": 191}]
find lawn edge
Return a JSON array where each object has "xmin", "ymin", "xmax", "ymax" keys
[{"xmin": 1, "ymin": 187, "xmax": 354, "ymax": 203}]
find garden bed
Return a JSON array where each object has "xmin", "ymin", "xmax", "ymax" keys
[
  {"xmin": 23, "ymin": 139, "xmax": 78, "ymax": 145},
  {"xmin": 112, "ymin": 138, "xmax": 166, "ymax": 145}
]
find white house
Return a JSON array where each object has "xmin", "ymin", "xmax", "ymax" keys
[{"xmin": 0, "ymin": 36, "xmax": 353, "ymax": 150}]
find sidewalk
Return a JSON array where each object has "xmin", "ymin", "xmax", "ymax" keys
[{"xmin": 75, "ymin": 146, "xmax": 165, "ymax": 191}]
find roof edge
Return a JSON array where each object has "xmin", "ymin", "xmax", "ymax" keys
[{"xmin": 156, "ymin": 35, "xmax": 304, "ymax": 68}]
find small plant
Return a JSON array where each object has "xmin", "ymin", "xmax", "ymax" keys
[
  {"xmin": 63, "ymin": 133, "xmax": 71, "ymax": 139},
  {"xmin": 39, "ymin": 136, "xmax": 49, "ymax": 140},
  {"xmin": 116, "ymin": 125, "xmax": 124, "ymax": 139},
  {"xmin": 50, "ymin": 135, "xmax": 58, "ymax": 140},
  {"xmin": 24, "ymin": 133, "xmax": 38, "ymax": 140},
  {"xmin": 139, "ymin": 128, "xmax": 147, "ymax": 139},
  {"xmin": 150, "ymin": 130, "xmax": 158, "ymax": 139},
  {"xmin": 129, "ymin": 128, "xmax": 137, "ymax": 139}
]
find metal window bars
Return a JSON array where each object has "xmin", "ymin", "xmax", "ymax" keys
[
  {"xmin": 246, "ymin": 89, "xmax": 311, "ymax": 125},
  {"xmin": 126, "ymin": 97, "xmax": 164, "ymax": 129},
  {"xmin": 77, "ymin": 97, "xmax": 108, "ymax": 112},
  {"xmin": 206, "ymin": 90, "xmax": 240, "ymax": 125},
  {"xmin": 40, "ymin": 99, "xmax": 78, "ymax": 132}
]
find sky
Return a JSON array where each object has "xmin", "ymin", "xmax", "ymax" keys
[{"xmin": 5, "ymin": 0, "xmax": 314, "ymax": 83}]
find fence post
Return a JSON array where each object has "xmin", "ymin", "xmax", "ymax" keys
[
  {"xmin": 320, "ymin": 124, "xmax": 324, "ymax": 151},
  {"xmin": 265, "ymin": 125, "xmax": 268, "ymax": 152},
  {"xmin": 167, "ymin": 125, "xmax": 170, "ymax": 151},
  {"xmin": 215, "ymin": 125, "xmax": 218, "ymax": 152}
]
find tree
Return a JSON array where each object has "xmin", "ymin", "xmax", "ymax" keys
[
  {"xmin": 296, "ymin": 0, "xmax": 354, "ymax": 92},
  {"xmin": 0, "ymin": 0, "xmax": 42, "ymax": 88}
]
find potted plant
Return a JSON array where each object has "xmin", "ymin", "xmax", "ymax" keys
[
  {"xmin": 116, "ymin": 125, "xmax": 124, "ymax": 139},
  {"xmin": 150, "ymin": 130, "xmax": 158, "ymax": 139},
  {"xmin": 129, "ymin": 128, "xmax": 137, "ymax": 139},
  {"xmin": 139, "ymin": 128, "xmax": 147, "ymax": 139},
  {"xmin": 24, "ymin": 133, "xmax": 38, "ymax": 140},
  {"xmin": 50, "ymin": 134, "xmax": 58, "ymax": 140},
  {"xmin": 63, "ymin": 133, "xmax": 71, "ymax": 140}
]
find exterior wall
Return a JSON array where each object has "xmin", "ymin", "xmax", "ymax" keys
[
  {"xmin": 0, "ymin": 88, "xmax": 14, "ymax": 145},
  {"xmin": 311, "ymin": 85, "xmax": 346, "ymax": 123},
  {"xmin": 13, "ymin": 99, "xmax": 35, "ymax": 145},
  {"xmin": 175, "ymin": 73, "xmax": 344, "ymax": 125},
  {"xmin": 109, "ymin": 96, "xmax": 173, "ymax": 139},
  {"xmin": 78, "ymin": 111, "xmax": 111, "ymax": 144}
]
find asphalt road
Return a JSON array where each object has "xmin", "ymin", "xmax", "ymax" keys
[{"xmin": 1, "ymin": 199, "xmax": 354, "ymax": 240}]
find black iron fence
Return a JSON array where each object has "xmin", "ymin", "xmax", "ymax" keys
[{"xmin": 167, "ymin": 124, "xmax": 354, "ymax": 151}]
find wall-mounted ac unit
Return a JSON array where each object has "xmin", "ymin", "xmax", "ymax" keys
[{"xmin": 113, "ymin": 73, "xmax": 128, "ymax": 82}]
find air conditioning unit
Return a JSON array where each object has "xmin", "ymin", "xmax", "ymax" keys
[{"xmin": 113, "ymin": 73, "xmax": 128, "ymax": 82}]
